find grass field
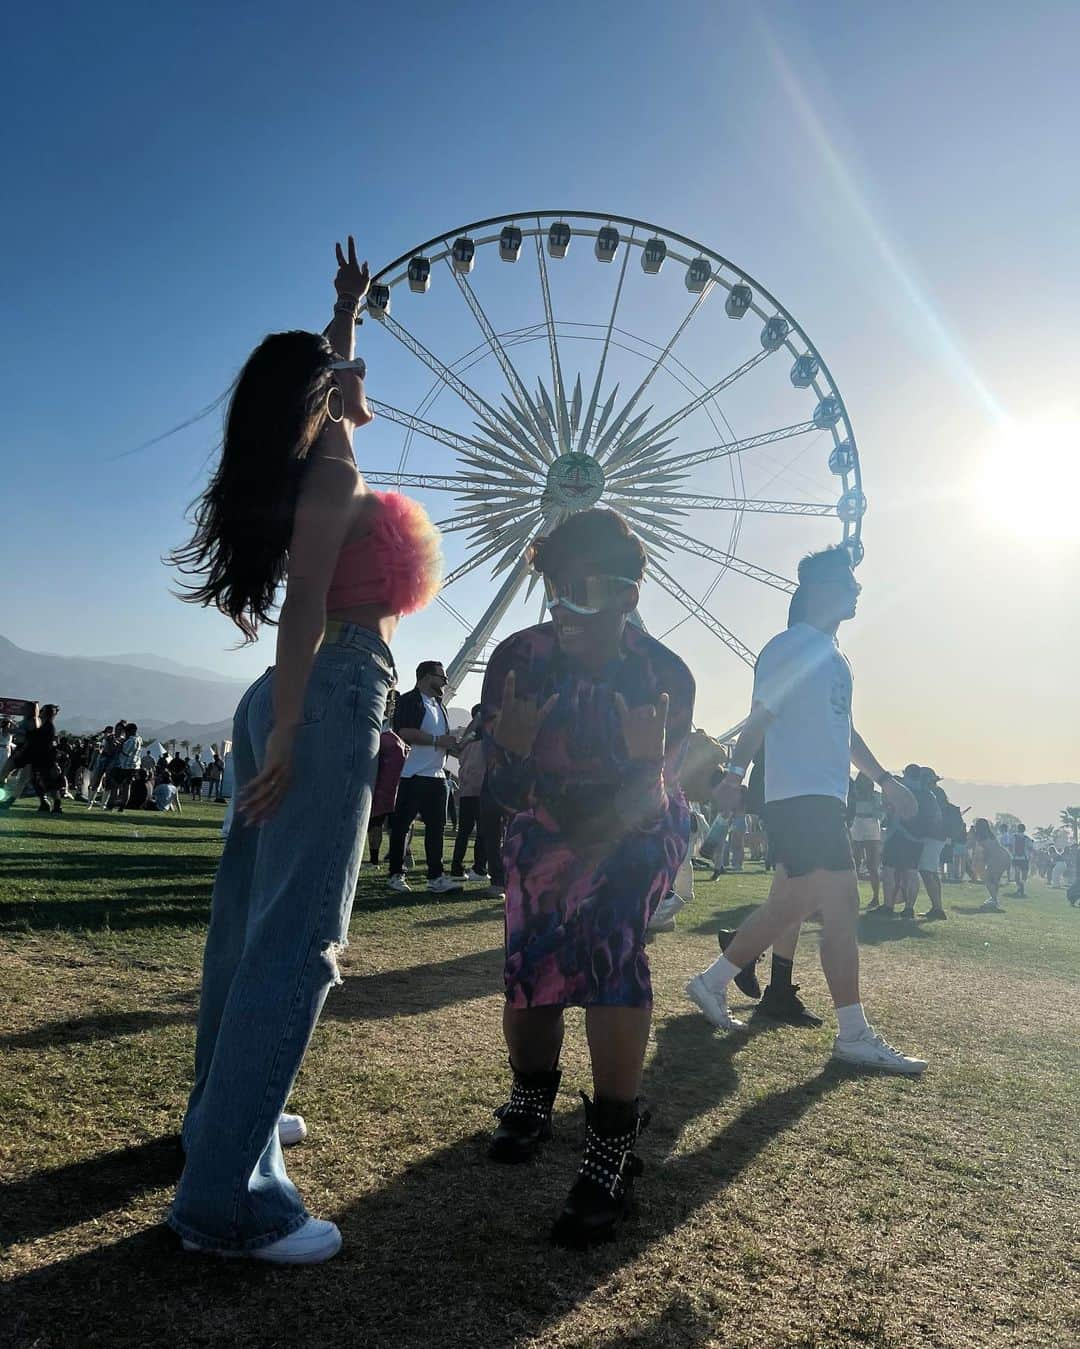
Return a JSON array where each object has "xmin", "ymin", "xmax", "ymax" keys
[{"xmin": 1, "ymin": 800, "xmax": 1077, "ymax": 1349}]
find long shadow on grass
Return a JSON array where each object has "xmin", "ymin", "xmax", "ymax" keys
[
  {"xmin": 0, "ymin": 885, "xmax": 214, "ymax": 933},
  {"xmin": 2, "ymin": 852, "xmax": 220, "ymax": 881},
  {"xmin": 0, "ymin": 1136, "xmax": 183, "ymax": 1248},
  {"xmin": 857, "ymin": 914, "xmax": 934, "ymax": 946},
  {"xmin": 3, "ymin": 1015, "xmax": 846, "ymax": 1348}
]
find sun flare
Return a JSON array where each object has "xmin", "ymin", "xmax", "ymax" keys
[{"xmin": 976, "ymin": 416, "xmax": 1080, "ymax": 545}]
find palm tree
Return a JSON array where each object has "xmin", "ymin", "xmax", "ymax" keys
[{"xmin": 1059, "ymin": 807, "xmax": 1080, "ymax": 844}]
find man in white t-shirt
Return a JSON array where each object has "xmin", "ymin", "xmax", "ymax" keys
[
  {"xmin": 387, "ymin": 661, "xmax": 461, "ymax": 894},
  {"xmin": 686, "ymin": 546, "xmax": 928, "ymax": 1075}
]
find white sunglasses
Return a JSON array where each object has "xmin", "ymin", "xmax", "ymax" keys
[{"xmin": 330, "ymin": 357, "xmax": 367, "ymax": 379}]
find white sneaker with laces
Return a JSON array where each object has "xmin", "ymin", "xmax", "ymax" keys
[
  {"xmin": 388, "ymin": 874, "xmax": 412, "ymax": 893},
  {"xmin": 648, "ymin": 891, "xmax": 687, "ymax": 934},
  {"xmin": 277, "ymin": 1112, "xmax": 307, "ymax": 1146},
  {"xmin": 465, "ymin": 869, "xmax": 488, "ymax": 882},
  {"xmin": 183, "ymin": 1217, "xmax": 342, "ymax": 1265},
  {"xmin": 685, "ymin": 974, "xmax": 745, "ymax": 1031},
  {"xmin": 832, "ymin": 1028, "xmax": 927, "ymax": 1075},
  {"xmin": 428, "ymin": 874, "xmax": 464, "ymax": 893}
]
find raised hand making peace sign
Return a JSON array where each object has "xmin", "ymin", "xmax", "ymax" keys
[{"xmin": 334, "ymin": 235, "xmax": 370, "ymax": 304}]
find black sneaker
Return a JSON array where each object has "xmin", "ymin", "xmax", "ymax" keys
[
  {"xmin": 717, "ymin": 929, "xmax": 761, "ymax": 1000},
  {"xmin": 756, "ymin": 983, "xmax": 824, "ymax": 1028}
]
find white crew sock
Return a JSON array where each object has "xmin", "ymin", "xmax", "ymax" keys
[
  {"xmin": 835, "ymin": 1003, "xmax": 870, "ymax": 1040},
  {"xmin": 700, "ymin": 954, "xmax": 742, "ymax": 994}
]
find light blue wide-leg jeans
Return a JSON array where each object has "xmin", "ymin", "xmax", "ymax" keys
[{"xmin": 169, "ymin": 625, "xmax": 395, "ymax": 1252}]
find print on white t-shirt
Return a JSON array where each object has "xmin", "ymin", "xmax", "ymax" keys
[{"xmin": 752, "ymin": 622, "xmax": 853, "ymax": 805}]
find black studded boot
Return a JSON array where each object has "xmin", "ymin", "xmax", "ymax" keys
[
  {"xmin": 488, "ymin": 1063, "xmax": 561, "ymax": 1164},
  {"xmin": 550, "ymin": 1093, "xmax": 650, "ymax": 1249}
]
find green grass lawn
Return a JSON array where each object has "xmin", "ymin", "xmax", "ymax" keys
[{"xmin": 1, "ymin": 800, "xmax": 1077, "ymax": 1349}]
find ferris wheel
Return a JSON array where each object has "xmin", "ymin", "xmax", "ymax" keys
[{"xmin": 358, "ymin": 210, "xmax": 864, "ymax": 693}]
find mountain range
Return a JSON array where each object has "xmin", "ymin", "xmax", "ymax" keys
[{"xmin": 937, "ymin": 780, "xmax": 1080, "ymax": 832}]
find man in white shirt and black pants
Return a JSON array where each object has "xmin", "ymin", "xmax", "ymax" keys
[
  {"xmin": 687, "ymin": 546, "xmax": 928, "ymax": 1074},
  {"xmin": 387, "ymin": 661, "xmax": 462, "ymax": 895}
]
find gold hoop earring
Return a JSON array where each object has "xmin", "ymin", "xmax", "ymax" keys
[{"xmin": 326, "ymin": 384, "xmax": 345, "ymax": 424}]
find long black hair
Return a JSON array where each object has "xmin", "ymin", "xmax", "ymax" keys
[{"xmin": 169, "ymin": 330, "xmax": 336, "ymax": 642}]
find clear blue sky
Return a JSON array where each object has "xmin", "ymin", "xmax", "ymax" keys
[{"xmin": 3, "ymin": 1, "xmax": 1078, "ymax": 779}]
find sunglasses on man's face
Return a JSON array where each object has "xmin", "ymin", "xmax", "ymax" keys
[
  {"xmin": 330, "ymin": 357, "xmax": 367, "ymax": 379},
  {"xmin": 543, "ymin": 574, "xmax": 637, "ymax": 616}
]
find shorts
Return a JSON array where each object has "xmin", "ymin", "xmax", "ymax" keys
[
  {"xmin": 918, "ymin": 839, "xmax": 944, "ymax": 875},
  {"xmin": 850, "ymin": 817, "xmax": 882, "ymax": 843},
  {"xmin": 763, "ymin": 795, "xmax": 854, "ymax": 878},
  {"xmin": 882, "ymin": 828, "xmax": 922, "ymax": 871},
  {"xmin": 369, "ymin": 812, "xmax": 391, "ymax": 829},
  {"xmin": 1012, "ymin": 857, "xmax": 1029, "ymax": 878}
]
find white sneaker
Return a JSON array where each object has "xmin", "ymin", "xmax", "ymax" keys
[
  {"xmin": 978, "ymin": 899, "xmax": 1002, "ymax": 912},
  {"xmin": 465, "ymin": 869, "xmax": 488, "ymax": 882},
  {"xmin": 388, "ymin": 874, "xmax": 412, "ymax": 893},
  {"xmin": 278, "ymin": 1112, "xmax": 307, "ymax": 1146},
  {"xmin": 648, "ymin": 891, "xmax": 687, "ymax": 934},
  {"xmin": 184, "ymin": 1217, "xmax": 342, "ymax": 1265},
  {"xmin": 685, "ymin": 974, "xmax": 745, "ymax": 1031},
  {"xmin": 428, "ymin": 874, "xmax": 464, "ymax": 893},
  {"xmin": 832, "ymin": 1028, "xmax": 927, "ymax": 1075},
  {"xmin": 481, "ymin": 884, "xmax": 507, "ymax": 900}
]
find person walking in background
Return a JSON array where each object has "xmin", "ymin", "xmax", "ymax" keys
[
  {"xmin": 113, "ymin": 723, "xmax": 143, "ymax": 813},
  {"xmin": 27, "ymin": 703, "xmax": 64, "ymax": 815},
  {"xmin": 916, "ymin": 767, "xmax": 949, "ymax": 920},
  {"xmin": 387, "ymin": 661, "xmax": 460, "ymax": 895},
  {"xmin": 188, "ymin": 752, "xmax": 206, "ymax": 800},
  {"xmin": 972, "ymin": 818, "xmax": 1010, "ymax": 911},
  {"xmin": 849, "ymin": 772, "xmax": 884, "ymax": 908},
  {"xmin": 165, "ymin": 236, "xmax": 440, "ymax": 1266},
  {"xmin": 450, "ymin": 705, "xmax": 489, "ymax": 882},
  {"xmin": 687, "ymin": 546, "xmax": 926, "ymax": 1074},
  {"xmin": 1010, "ymin": 823, "xmax": 1032, "ymax": 897}
]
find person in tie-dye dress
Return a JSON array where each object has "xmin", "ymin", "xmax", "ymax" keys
[{"xmin": 481, "ymin": 508, "xmax": 694, "ymax": 1248}]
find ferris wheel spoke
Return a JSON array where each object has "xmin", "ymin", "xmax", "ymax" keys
[
  {"xmin": 442, "ymin": 512, "xmax": 542, "ymax": 588},
  {"xmin": 534, "ymin": 227, "xmax": 570, "ymax": 452},
  {"xmin": 594, "ymin": 284, "xmax": 713, "ymax": 464},
  {"xmin": 361, "ymin": 470, "xmax": 471, "ymax": 493},
  {"xmin": 603, "ymin": 348, "xmax": 772, "ymax": 472},
  {"xmin": 649, "ymin": 563, "xmax": 757, "ymax": 667},
  {"xmin": 446, "ymin": 260, "xmax": 555, "ymax": 461},
  {"xmin": 612, "ymin": 420, "xmax": 817, "ymax": 480},
  {"xmin": 444, "ymin": 553, "xmax": 536, "ymax": 695},
  {"xmin": 578, "ymin": 233, "xmax": 634, "ymax": 454},
  {"xmin": 436, "ymin": 593, "xmax": 476, "ymax": 632},
  {"xmin": 378, "ymin": 313, "xmax": 507, "ymax": 429},
  {"xmin": 640, "ymin": 520, "xmax": 796, "ymax": 593},
  {"xmin": 368, "ymin": 401, "xmax": 484, "ymax": 456},
  {"xmin": 650, "ymin": 491, "xmax": 834, "ymax": 516}
]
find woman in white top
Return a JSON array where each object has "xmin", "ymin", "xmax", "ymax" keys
[{"xmin": 849, "ymin": 772, "xmax": 884, "ymax": 907}]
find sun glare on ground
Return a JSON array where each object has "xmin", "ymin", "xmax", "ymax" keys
[{"xmin": 976, "ymin": 415, "xmax": 1080, "ymax": 546}]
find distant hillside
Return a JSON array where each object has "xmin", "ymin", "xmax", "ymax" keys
[
  {"xmin": 0, "ymin": 635, "xmax": 246, "ymax": 730},
  {"xmin": 939, "ymin": 780, "xmax": 1080, "ymax": 830},
  {"xmin": 87, "ymin": 653, "xmax": 246, "ymax": 685}
]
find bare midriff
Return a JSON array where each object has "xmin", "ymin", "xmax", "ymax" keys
[{"xmin": 325, "ymin": 602, "xmax": 400, "ymax": 645}]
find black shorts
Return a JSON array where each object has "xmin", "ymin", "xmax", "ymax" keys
[
  {"xmin": 369, "ymin": 812, "xmax": 391, "ymax": 829},
  {"xmin": 882, "ymin": 828, "xmax": 922, "ymax": 871},
  {"xmin": 1013, "ymin": 857, "xmax": 1029, "ymax": 878},
  {"xmin": 763, "ymin": 795, "xmax": 854, "ymax": 878}
]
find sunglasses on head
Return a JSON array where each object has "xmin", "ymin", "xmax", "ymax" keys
[
  {"xmin": 330, "ymin": 357, "xmax": 367, "ymax": 379},
  {"xmin": 543, "ymin": 574, "xmax": 637, "ymax": 615}
]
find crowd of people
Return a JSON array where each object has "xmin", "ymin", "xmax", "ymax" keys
[
  {"xmin": 0, "ymin": 711, "xmax": 229, "ymax": 815},
  {"xmin": 7, "ymin": 239, "xmax": 1075, "ymax": 1270}
]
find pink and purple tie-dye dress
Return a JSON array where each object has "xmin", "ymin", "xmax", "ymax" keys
[{"xmin": 482, "ymin": 623, "xmax": 694, "ymax": 1010}]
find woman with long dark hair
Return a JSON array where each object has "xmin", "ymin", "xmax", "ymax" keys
[{"xmin": 167, "ymin": 239, "xmax": 441, "ymax": 1264}]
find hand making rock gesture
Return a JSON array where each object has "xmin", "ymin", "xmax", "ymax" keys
[
  {"xmin": 492, "ymin": 671, "xmax": 558, "ymax": 759},
  {"xmin": 615, "ymin": 692, "xmax": 669, "ymax": 763}
]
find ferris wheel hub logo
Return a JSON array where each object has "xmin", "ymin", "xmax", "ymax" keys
[{"xmin": 544, "ymin": 453, "xmax": 606, "ymax": 509}]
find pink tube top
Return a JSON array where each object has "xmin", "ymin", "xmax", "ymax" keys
[{"xmin": 325, "ymin": 491, "xmax": 442, "ymax": 616}]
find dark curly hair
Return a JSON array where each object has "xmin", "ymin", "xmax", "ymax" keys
[
  {"xmin": 528, "ymin": 508, "xmax": 647, "ymax": 582},
  {"xmin": 168, "ymin": 331, "xmax": 337, "ymax": 642}
]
